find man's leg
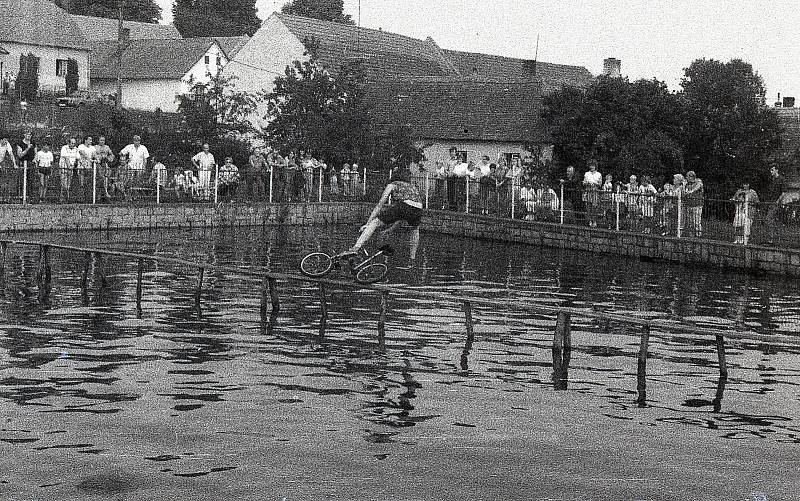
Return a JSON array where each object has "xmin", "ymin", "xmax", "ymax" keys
[{"xmin": 351, "ymin": 218, "xmax": 385, "ymax": 252}]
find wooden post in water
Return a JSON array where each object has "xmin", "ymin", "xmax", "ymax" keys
[
  {"xmin": 552, "ymin": 311, "xmax": 571, "ymax": 389},
  {"xmin": 377, "ymin": 290, "xmax": 388, "ymax": 342},
  {"xmin": 318, "ymin": 283, "xmax": 328, "ymax": 336},
  {"xmin": 636, "ymin": 324, "xmax": 650, "ymax": 407},
  {"xmin": 268, "ymin": 277, "xmax": 280, "ymax": 314},
  {"xmin": 259, "ymin": 277, "xmax": 269, "ymax": 322},
  {"xmin": 95, "ymin": 253, "xmax": 107, "ymax": 287},
  {"xmin": 461, "ymin": 300, "xmax": 475, "ymax": 370},
  {"xmin": 194, "ymin": 267, "xmax": 204, "ymax": 305},
  {"xmin": 136, "ymin": 258, "xmax": 144, "ymax": 307},
  {"xmin": 81, "ymin": 251, "xmax": 91, "ymax": 289},
  {"xmin": 0, "ymin": 241, "xmax": 8, "ymax": 276},
  {"xmin": 715, "ymin": 335, "xmax": 728, "ymax": 378}
]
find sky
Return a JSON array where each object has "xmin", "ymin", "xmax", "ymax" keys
[{"xmin": 156, "ymin": 0, "xmax": 800, "ymax": 102}]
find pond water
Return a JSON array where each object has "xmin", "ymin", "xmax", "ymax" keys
[{"xmin": 0, "ymin": 225, "xmax": 798, "ymax": 499}]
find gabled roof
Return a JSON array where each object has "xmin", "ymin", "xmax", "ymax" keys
[
  {"xmin": 366, "ymin": 77, "xmax": 546, "ymax": 143},
  {"xmin": 212, "ymin": 36, "xmax": 250, "ymax": 59},
  {"xmin": 70, "ymin": 14, "xmax": 181, "ymax": 41},
  {"xmin": 0, "ymin": 0, "xmax": 88, "ymax": 50},
  {"xmin": 275, "ymin": 13, "xmax": 456, "ymax": 80},
  {"xmin": 91, "ymin": 38, "xmax": 222, "ymax": 80},
  {"xmin": 443, "ymin": 49, "xmax": 594, "ymax": 93}
]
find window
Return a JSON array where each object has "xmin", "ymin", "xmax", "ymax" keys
[
  {"xmin": 56, "ymin": 59, "xmax": 68, "ymax": 77},
  {"xmin": 503, "ymin": 152, "xmax": 520, "ymax": 166},
  {"xmin": 456, "ymin": 150, "xmax": 467, "ymax": 163},
  {"xmin": 216, "ymin": 56, "xmax": 222, "ymax": 66},
  {"xmin": 204, "ymin": 55, "xmax": 210, "ymax": 65}
]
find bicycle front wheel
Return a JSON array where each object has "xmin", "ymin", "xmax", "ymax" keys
[
  {"xmin": 355, "ymin": 263, "xmax": 388, "ymax": 284},
  {"xmin": 300, "ymin": 252, "xmax": 334, "ymax": 277}
]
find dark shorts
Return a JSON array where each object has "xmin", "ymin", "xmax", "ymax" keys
[
  {"xmin": 39, "ymin": 167, "xmax": 52, "ymax": 176},
  {"xmin": 377, "ymin": 202, "xmax": 422, "ymax": 228}
]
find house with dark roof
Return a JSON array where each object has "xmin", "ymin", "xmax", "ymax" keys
[
  {"xmin": 70, "ymin": 14, "xmax": 181, "ymax": 42},
  {"xmin": 225, "ymin": 13, "xmax": 590, "ymax": 161},
  {"xmin": 0, "ymin": 0, "xmax": 90, "ymax": 96},
  {"xmin": 89, "ymin": 36, "xmax": 249, "ymax": 112}
]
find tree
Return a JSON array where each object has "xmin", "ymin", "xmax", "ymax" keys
[
  {"xmin": 262, "ymin": 39, "xmax": 419, "ymax": 168},
  {"xmin": 542, "ymin": 76, "xmax": 686, "ymax": 184},
  {"xmin": 679, "ymin": 58, "xmax": 783, "ymax": 195},
  {"xmin": 177, "ymin": 74, "xmax": 261, "ymax": 141},
  {"xmin": 53, "ymin": 0, "xmax": 161, "ymax": 23},
  {"xmin": 15, "ymin": 53, "xmax": 40, "ymax": 102},
  {"xmin": 281, "ymin": 0, "xmax": 353, "ymax": 24},
  {"xmin": 65, "ymin": 58, "xmax": 79, "ymax": 95},
  {"xmin": 173, "ymin": 0, "xmax": 261, "ymax": 37}
]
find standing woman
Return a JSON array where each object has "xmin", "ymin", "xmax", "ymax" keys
[
  {"xmin": 34, "ymin": 143, "xmax": 54, "ymax": 202},
  {"xmin": 77, "ymin": 136, "xmax": 96, "ymax": 199},
  {"xmin": 600, "ymin": 173, "xmax": 614, "ymax": 228},
  {"xmin": 58, "ymin": 137, "xmax": 80, "ymax": 202},
  {"xmin": 582, "ymin": 160, "xmax": 602, "ymax": 227}
]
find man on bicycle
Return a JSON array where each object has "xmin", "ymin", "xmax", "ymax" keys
[{"xmin": 344, "ymin": 168, "xmax": 422, "ymax": 269}]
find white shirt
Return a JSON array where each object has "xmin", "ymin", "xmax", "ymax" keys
[
  {"xmin": 478, "ymin": 163, "xmax": 491, "ymax": 177},
  {"xmin": 121, "ymin": 143, "xmax": 150, "ymax": 170},
  {"xmin": 452, "ymin": 162, "xmax": 470, "ymax": 177},
  {"xmin": 192, "ymin": 151, "xmax": 215, "ymax": 170},
  {"xmin": 60, "ymin": 145, "xmax": 80, "ymax": 167},
  {"xmin": 77, "ymin": 144, "xmax": 96, "ymax": 168},
  {"xmin": 583, "ymin": 170, "xmax": 602, "ymax": 187},
  {"xmin": 35, "ymin": 150, "xmax": 54, "ymax": 168}
]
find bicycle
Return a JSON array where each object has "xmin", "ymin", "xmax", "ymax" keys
[{"xmin": 300, "ymin": 245, "xmax": 394, "ymax": 284}]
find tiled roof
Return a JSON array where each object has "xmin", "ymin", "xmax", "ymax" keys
[
  {"xmin": 276, "ymin": 13, "xmax": 455, "ymax": 80},
  {"xmin": 71, "ymin": 14, "xmax": 181, "ymax": 41},
  {"xmin": 91, "ymin": 38, "xmax": 219, "ymax": 80},
  {"xmin": 443, "ymin": 49, "xmax": 594, "ymax": 92},
  {"xmin": 366, "ymin": 77, "xmax": 546, "ymax": 143},
  {"xmin": 0, "ymin": 0, "xmax": 88, "ymax": 50},
  {"xmin": 213, "ymin": 36, "xmax": 250, "ymax": 59}
]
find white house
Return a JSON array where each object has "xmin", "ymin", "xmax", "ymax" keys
[
  {"xmin": 0, "ymin": 0, "xmax": 90, "ymax": 95},
  {"xmin": 89, "ymin": 36, "xmax": 248, "ymax": 112}
]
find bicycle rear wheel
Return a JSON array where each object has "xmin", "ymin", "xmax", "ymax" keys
[
  {"xmin": 300, "ymin": 252, "xmax": 334, "ymax": 277},
  {"xmin": 355, "ymin": 263, "xmax": 388, "ymax": 284}
]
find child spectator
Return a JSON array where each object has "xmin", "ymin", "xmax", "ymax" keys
[
  {"xmin": 329, "ymin": 167, "xmax": 339, "ymax": 199},
  {"xmin": 732, "ymin": 182, "xmax": 759, "ymax": 244},
  {"xmin": 340, "ymin": 163, "xmax": 352, "ymax": 198},
  {"xmin": 34, "ymin": 143, "xmax": 54, "ymax": 202},
  {"xmin": 173, "ymin": 167, "xmax": 188, "ymax": 201},
  {"xmin": 218, "ymin": 156, "xmax": 240, "ymax": 201}
]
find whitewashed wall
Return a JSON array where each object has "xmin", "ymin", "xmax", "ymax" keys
[
  {"xmin": 92, "ymin": 79, "xmax": 182, "ymax": 112},
  {"xmin": 179, "ymin": 43, "xmax": 228, "ymax": 95},
  {"xmin": 1, "ymin": 41, "xmax": 90, "ymax": 92}
]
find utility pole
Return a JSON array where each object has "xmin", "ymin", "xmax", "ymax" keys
[
  {"xmin": 532, "ymin": 34, "xmax": 539, "ymax": 78},
  {"xmin": 116, "ymin": 0, "xmax": 124, "ymax": 108}
]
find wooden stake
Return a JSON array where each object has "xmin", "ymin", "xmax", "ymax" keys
[
  {"xmin": 715, "ymin": 335, "xmax": 728, "ymax": 378},
  {"xmin": 636, "ymin": 324, "xmax": 650, "ymax": 407},
  {"xmin": 463, "ymin": 300, "xmax": 474, "ymax": 344},
  {"xmin": 318, "ymin": 283, "xmax": 327, "ymax": 337},
  {"xmin": 81, "ymin": 251, "xmax": 91, "ymax": 289},
  {"xmin": 378, "ymin": 290, "xmax": 388, "ymax": 340},
  {"xmin": 194, "ymin": 267, "xmax": 204, "ymax": 305},
  {"xmin": 268, "ymin": 277, "xmax": 280, "ymax": 313},
  {"xmin": 136, "ymin": 257, "xmax": 144, "ymax": 307},
  {"xmin": 95, "ymin": 253, "xmax": 107, "ymax": 287}
]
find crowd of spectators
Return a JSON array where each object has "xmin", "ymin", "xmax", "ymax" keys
[{"xmin": 0, "ymin": 132, "xmax": 365, "ymax": 203}]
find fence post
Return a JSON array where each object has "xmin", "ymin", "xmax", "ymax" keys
[
  {"xmin": 615, "ymin": 185, "xmax": 621, "ymax": 232},
  {"xmin": 214, "ymin": 164, "xmax": 219, "ymax": 204},
  {"xmin": 743, "ymin": 196, "xmax": 750, "ymax": 246},
  {"xmin": 510, "ymin": 177, "xmax": 516, "ymax": 220},
  {"xmin": 318, "ymin": 167, "xmax": 323, "ymax": 203},
  {"xmin": 362, "ymin": 168, "xmax": 367, "ymax": 197},
  {"xmin": 676, "ymin": 190, "xmax": 683, "ymax": 239},
  {"xmin": 465, "ymin": 176, "xmax": 470, "ymax": 214},
  {"xmin": 268, "ymin": 166, "xmax": 273, "ymax": 203},
  {"xmin": 92, "ymin": 160, "xmax": 97, "ymax": 205},
  {"xmin": 22, "ymin": 160, "xmax": 28, "ymax": 205},
  {"xmin": 636, "ymin": 324, "xmax": 650, "ymax": 407},
  {"xmin": 156, "ymin": 173, "xmax": 161, "ymax": 205},
  {"xmin": 559, "ymin": 181, "xmax": 565, "ymax": 225},
  {"xmin": 424, "ymin": 173, "xmax": 430, "ymax": 209}
]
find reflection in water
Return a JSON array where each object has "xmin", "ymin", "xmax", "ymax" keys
[{"xmin": 1, "ymin": 225, "xmax": 799, "ymax": 484}]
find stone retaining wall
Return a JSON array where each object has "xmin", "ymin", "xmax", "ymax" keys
[
  {"xmin": 422, "ymin": 210, "xmax": 800, "ymax": 277},
  {"xmin": 0, "ymin": 203, "xmax": 369, "ymax": 233}
]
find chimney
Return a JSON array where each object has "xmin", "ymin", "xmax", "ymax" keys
[
  {"xmin": 784, "ymin": 96, "xmax": 795, "ymax": 108},
  {"xmin": 775, "ymin": 92, "xmax": 782, "ymax": 107},
  {"xmin": 603, "ymin": 58, "xmax": 621, "ymax": 78}
]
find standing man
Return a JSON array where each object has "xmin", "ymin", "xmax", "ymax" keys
[
  {"xmin": 764, "ymin": 166, "xmax": 786, "ymax": 245},
  {"xmin": 562, "ymin": 165, "xmax": 582, "ymax": 222},
  {"xmin": 77, "ymin": 136, "xmax": 96, "ymax": 198},
  {"xmin": 16, "ymin": 131, "xmax": 36, "ymax": 200},
  {"xmin": 93, "ymin": 136, "xmax": 115, "ymax": 202},
  {"xmin": 120, "ymin": 135, "xmax": 150, "ymax": 191},
  {"xmin": 247, "ymin": 147, "xmax": 267, "ymax": 200},
  {"xmin": 192, "ymin": 143, "xmax": 215, "ymax": 200},
  {"xmin": 684, "ymin": 170, "xmax": 704, "ymax": 238},
  {"xmin": 59, "ymin": 137, "xmax": 80, "ymax": 202}
]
